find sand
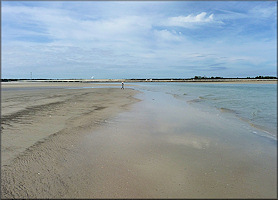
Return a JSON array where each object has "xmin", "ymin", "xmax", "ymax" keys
[
  {"xmin": 1, "ymin": 82, "xmax": 140, "ymax": 198},
  {"xmin": 1, "ymin": 82, "xmax": 277, "ymax": 198}
]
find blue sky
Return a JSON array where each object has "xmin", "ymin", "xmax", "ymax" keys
[{"xmin": 1, "ymin": 1, "xmax": 277, "ymax": 79}]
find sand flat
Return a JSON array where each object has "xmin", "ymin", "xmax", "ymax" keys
[
  {"xmin": 1, "ymin": 82, "xmax": 276, "ymax": 198},
  {"xmin": 1, "ymin": 82, "xmax": 140, "ymax": 198},
  {"xmin": 1, "ymin": 83, "xmax": 139, "ymax": 165}
]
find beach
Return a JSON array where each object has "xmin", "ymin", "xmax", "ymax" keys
[
  {"xmin": 1, "ymin": 82, "xmax": 277, "ymax": 198},
  {"xmin": 1, "ymin": 82, "xmax": 140, "ymax": 198}
]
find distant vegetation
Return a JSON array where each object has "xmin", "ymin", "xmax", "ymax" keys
[
  {"xmin": 193, "ymin": 76, "xmax": 277, "ymax": 80},
  {"xmin": 1, "ymin": 79, "xmax": 51, "ymax": 82},
  {"xmin": 253, "ymin": 76, "xmax": 277, "ymax": 79},
  {"xmin": 1, "ymin": 79, "xmax": 27, "ymax": 82}
]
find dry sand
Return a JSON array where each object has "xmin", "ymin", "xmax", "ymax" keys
[{"xmin": 1, "ymin": 82, "xmax": 277, "ymax": 198}]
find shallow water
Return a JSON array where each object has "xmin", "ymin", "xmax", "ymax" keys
[
  {"xmin": 130, "ymin": 82, "xmax": 277, "ymax": 139},
  {"xmin": 82, "ymin": 87, "xmax": 277, "ymax": 198}
]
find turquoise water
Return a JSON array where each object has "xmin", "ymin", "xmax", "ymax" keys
[{"xmin": 132, "ymin": 82, "xmax": 277, "ymax": 138}]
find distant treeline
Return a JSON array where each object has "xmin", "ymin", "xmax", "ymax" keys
[
  {"xmin": 1, "ymin": 79, "xmax": 51, "ymax": 82},
  {"xmin": 193, "ymin": 76, "xmax": 277, "ymax": 80},
  {"xmin": 130, "ymin": 76, "xmax": 277, "ymax": 80},
  {"xmin": 253, "ymin": 76, "xmax": 277, "ymax": 79}
]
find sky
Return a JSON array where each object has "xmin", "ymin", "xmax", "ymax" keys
[{"xmin": 1, "ymin": 1, "xmax": 277, "ymax": 79}]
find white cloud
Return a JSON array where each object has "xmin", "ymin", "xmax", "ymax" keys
[
  {"xmin": 2, "ymin": 4, "xmax": 153, "ymax": 43},
  {"xmin": 153, "ymin": 29, "xmax": 182, "ymax": 42},
  {"xmin": 164, "ymin": 12, "xmax": 217, "ymax": 28}
]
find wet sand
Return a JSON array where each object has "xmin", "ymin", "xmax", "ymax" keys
[
  {"xmin": 1, "ymin": 82, "xmax": 277, "ymax": 198},
  {"xmin": 1, "ymin": 82, "xmax": 140, "ymax": 198}
]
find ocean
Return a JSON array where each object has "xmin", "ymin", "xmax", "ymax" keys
[{"xmin": 131, "ymin": 82, "xmax": 277, "ymax": 139}]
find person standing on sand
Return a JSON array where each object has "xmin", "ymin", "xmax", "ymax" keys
[{"xmin": 121, "ymin": 82, "xmax": 124, "ymax": 89}]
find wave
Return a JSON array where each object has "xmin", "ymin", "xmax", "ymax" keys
[
  {"xmin": 239, "ymin": 117, "xmax": 276, "ymax": 139},
  {"xmin": 219, "ymin": 107, "xmax": 237, "ymax": 114},
  {"xmin": 219, "ymin": 108, "xmax": 276, "ymax": 140},
  {"xmin": 187, "ymin": 98, "xmax": 202, "ymax": 103}
]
